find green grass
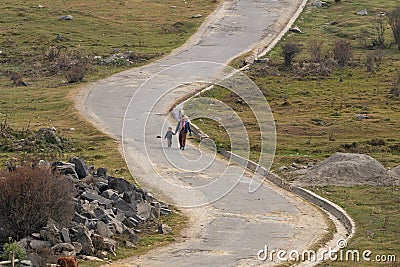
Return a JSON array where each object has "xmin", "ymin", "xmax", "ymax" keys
[
  {"xmin": 0, "ymin": 0, "xmax": 218, "ymax": 171},
  {"xmin": 186, "ymin": 0, "xmax": 400, "ymax": 266}
]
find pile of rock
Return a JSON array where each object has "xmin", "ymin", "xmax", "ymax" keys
[
  {"xmin": 12, "ymin": 157, "xmax": 171, "ymax": 266},
  {"xmin": 292, "ymin": 153, "xmax": 400, "ymax": 186}
]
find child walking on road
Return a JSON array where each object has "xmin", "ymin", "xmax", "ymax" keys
[{"xmin": 164, "ymin": 127, "xmax": 175, "ymax": 148}]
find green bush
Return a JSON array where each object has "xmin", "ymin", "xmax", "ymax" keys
[{"xmin": 1, "ymin": 237, "xmax": 26, "ymax": 261}]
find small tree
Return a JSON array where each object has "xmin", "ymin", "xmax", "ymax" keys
[
  {"xmin": 333, "ymin": 40, "xmax": 353, "ymax": 67},
  {"xmin": 0, "ymin": 165, "xmax": 75, "ymax": 241},
  {"xmin": 388, "ymin": 5, "xmax": 400, "ymax": 50},
  {"xmin": 281, "ymin": 42, "xmax": 302, "ymax": 67},
  {"xmin": 372, "ymin": 18, "xmax": 385, "ymax": 48},
  {"xmin": 309, "ymin": 39, "xmax": 324, "ymax": 63}
]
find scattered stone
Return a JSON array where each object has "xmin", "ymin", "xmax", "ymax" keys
[
  {"xmin": 158, "ymin": 224, "xmax": 172, "ymax": 234},
  {"xmin": 20, "ymin": 260, "xmax": 32, "ymax": 266},
  {"xmin": 37, "ymin": 5, "xmax": 45, "ymax": 8},
  {"xmin": 289, "ymin": 26, "xmax": 302, "ymax": 34},
  {"xmin": 51, "ymin": 243, "xmax": 76, "ymax": 256},
  {"xmin": 312, "ymin": 1, "xmax": 328, "ymax": 7},
  {"xmin": 357, "ymin": 9, "xmax": 368, "ymax": 16},
  {"xmin": 355, "ymin": 113, "xmax": 370, "ymax": 120},
  {"xmin": 160, "ymin": 207, "xmax": 172, "ymax": 216},
  {"xmin": 191, "ymin": 14, "xmax": 202, "ymax": 18},
  {"xmin": 278, "ymin": 166, "xmax": 289, "ymax": 172},
  {"xmin": 61, "ymin": 228, "xmax": 71, "ymax": 243},
  {"xmin": 96, "ymin": 167, "xmax": 107, "ymax": 177},
  {"xmin": 59, "ymin": 15, "xmax": 73, "ymax": 20}
]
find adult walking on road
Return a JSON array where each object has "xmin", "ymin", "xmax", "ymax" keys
[{"xmin": 175, "ymin": 114, "xmax": 192, "ymax": 150}]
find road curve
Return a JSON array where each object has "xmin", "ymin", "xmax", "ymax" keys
[{"xmin": 77, "ymin": 0, "xmax": 328, "ymax": 266}]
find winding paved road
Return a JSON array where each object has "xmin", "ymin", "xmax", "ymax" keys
[{"xmin": 77, "ymin": 0, "xmax": 328, "ymax": 266}]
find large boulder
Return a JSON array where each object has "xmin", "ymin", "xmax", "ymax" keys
[
  {"xmin": 69, "ymin": 157, "xmax": 89, "ymax": 179},
  {"xmin": 107, "ymin": 177, "xmax": 136, "ymax": 194}
]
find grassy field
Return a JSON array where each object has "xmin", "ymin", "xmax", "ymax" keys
[
  {"xmin": 188, "ymin": 0, "xmax": 400, "ymax": 266},
  {"xmin": 0, "ymin": 0, "xmax": 218, "ymax": 172}
]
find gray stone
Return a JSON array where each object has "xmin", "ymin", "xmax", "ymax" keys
[
  {"xmin": 96, "ymin": 251, "xmax": 108, "ymax": 259},
  {"xmin": 69, "ymin": 157, "xmax": 89, "ymax": 178},
  {"xmin": 75, "ymin": 227, "xmax": 94, "ymax": 255},
  {"xmin": 192, "ymin": 14, "xmax": 202, "ymax": 18},
  {"xmin": 59, "ymin": 15, "xmax": 73, "ymax": 20},
  {"xmin": 20, "ymin": 260, "xmax": 32, "ymax": 266},
  {"xmin": 30, "ymin": 240, "xmax": 51, "ymax": 250},
  {"xmin": 312, "ymin": 1, "xmax": 327, "ymax": 7},
  {"xmin": 101, "ymin": 189, "xmax": 120, "ymax": 201},
  {"xmin": 81, "ymin": 189, "xmax": 113, "ymax": 208},
  {"xmin": 51, "ymin": 243, "xmax": 76, "ymax": 256},
  {"xmin": 96, "ymin": 221, "xmax": 113, "ymax": 237},
  {"xmin": 357, "ymin": 9, "xmax": 368, "ymax": 16},
  {"xmin": 103, "ymin": 238, "xmax": 118, "ymax": 255},
  {"xmin": 61, "ymin": 228, "xmax": 71, "ymax": 243},
  {"xmin": 151, "ymin": 202, "xmax": 161, "ymax": 218},
  {"xmin": 73, "ymin": 212, "xmax": 88, "ymax": 224},
  {"xmin": 123, "ymin": 228, "xmax": 140, "ymax": 244},
  {"xmin": 136, "ymin": 202, "xmax": 152, "ymax": 220},
  {"xmin": 107, "ymin": 177, "xmax": 136, "ymax": 194},
  {"xmin": 71, "ymin": 242, "xmax": 82, "ymax": 254},
  {"xmin": 52, "ymin": 162, "xmax": 78, "ymax": 179},
  {"xmin": 96, "ymin": 168, "xmax": 107, "ymax": 177},
  {"xmin": 289, "ymin": 26, "xmax": 302, "ymax": 34},
  {"xmin": 113, "ymin": 198, "xmax": 136, "ymax": 217},
  {"xmin": 91, "ymin": 234, "xmax": 106, "ymax": 251},
  {"xmin": 123, "ymin": 240, "xmax": 137, "ymax": 248},
  {"xmin": 160, "ymin": 207, "xmax": 172, "ymax": 216},
  {"xmin": 122, "ymin": 217, "xmax": 139, "ymax": 228},
  {"xmin": 40, "ymin": 219, "xmax": 61, "ymax": 245},
  {"xmin": 158, "ymin": 223, "xmax": 172, "ymax": 234}
]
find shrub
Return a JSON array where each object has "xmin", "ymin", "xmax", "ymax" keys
[
  {"xmin": 333, "ymin": 40, "xmax": 353, "ymax": 67},
  {"xmin": 281, "ymin": 42, "xmax": 302, "ymax": 67},
  {"xmin": 309, "ymin": 39, "xmax": 324, "ymax": 63},
  {"xmin": 388, "ymin": 5, "xmax": 400, "ymax": 50},
  {"xmin": 0, "ymin": 165, "xmax": 75, "ymax": 241},
  {"xmin": 1, "ymin": 237, "xmax": 26, "ymax": 261},
  {"xmin": 389, "ymin": 70, "xmax": 400, "ymax": 98}
]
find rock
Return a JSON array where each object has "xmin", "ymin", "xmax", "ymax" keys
[
  {"xmin": 71, "ymin": 242, "xmax": 82, "ymax": 254},
  {"xmin": 113, "ymin": 198, "xmax": 136, "ymax": 217},
  {"xmin": 160, "ymin": 207, "xmax": 172, "ymax": 216},
  {"xmin": 74, "ymin": 227, "xmax": 94, "ymax": 255},
  {"xmin": 38, "ymin": 5, "xmax": 45, "ymax": 8},
  {"xmin": 123, "ymin": 240, "xmax": 137, "ymax": 248},
  {"xmin": 107, "ymin": 177, "xmax": 136, "ymax": 194},
  {"xmin": 136, "ymin": 202, "xmax": 152, "ymax": 220},
  {"xmin": 357, "ymin": 9, "xmax": 368, "ymax": 16},
  {"xmin": 96, "ymin": 221, "xmax": 113, "ymax": 238},
  {"xmin": 122, "ymin": 217, "xmax": 139, "ymax": 228},
  {"xmin": 52, "ymin": 161, "xmax": 79, "ymax": 180},
  {"xmin": 123, "ymin": 229, "xmax": 140, "ymax": 244},
  {"xmin": 101, "ymin": 189, "xmax": 120, "ymax": 201},
  {"xmin": 355, "ymin": 114, "xmax": 370, "ymax": 120},
  {"xmin": 20, "ymin": 260, "xmax": 32, "ymax": 266},
  {"xmin": 278, "ymin": 166, "xmax": 289, "ymax": 172},
  {"xmin": 61, "ymin": 228, "xmax": 71, "ymax": 243},
  {"xmin": 40, "ymin": 219, "xmax": 61, "ymax": 245},
  {"xmin": 91, "ymin": 234, "xmax": 106, "ymax": 251},
  {"xmin": 69, "ymin": 157, "xmax": 89, "ymax": 179},
  {"xmin": 191, "ymin": 14, "xmax": 202, "ymax": 18},
  {"xmin": 289, "ymin": 26, "xmax": 302, "ymax": 34},
  {"xmin": 103, "ymin": 237, "xmax": 118, "ymax": 252},
  {"xmin": 96, "ymin": 250, "xmax": 108, "ymax": 259},
  {"xmin": 59, "ymin": 15, "xmax": 73, "ymax": 20},
  {"xmin": 73, "ymin": 212, "xmax": 88, "ymax": 225},
  {"xmin": 96, "ymin": 168, "xmax": 107, "ymax": 177},
  {"xmin": 81, "ymin": 255, "xmax": 104, "ymax": 262},
  {"xmin": 30, "ymin": 240, "xmax": 52, "ymax": 250},
  {"xmin": 81, "ymin": 189, "xmax": 113, "ymax": 208},
  {"xmin": 51, "ymin": 243, "xmax": 76, "ymax": 256},
  {"xmin": 292, "ymin": 162, "xmax": 307, "ymax": 170},
  {"xmin": 158, "ymin": 224, "xmax": 172, "ymax": 234},
  {"xmin": 151, "ymin": 202, "xmax": 161, "ymax": 218},
  {"xmin": 312, "ymin": 1, "xmax": 327, "ymax": 7}
]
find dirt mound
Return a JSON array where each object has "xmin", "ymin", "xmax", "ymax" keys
[{"xmin": 294, "ymin": 153, "xmax": 398, "ymax": 186}]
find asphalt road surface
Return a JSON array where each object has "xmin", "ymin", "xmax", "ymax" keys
[{"xmin": 78, "ymin": 0, "xmax": 327, "ymax": 266}]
